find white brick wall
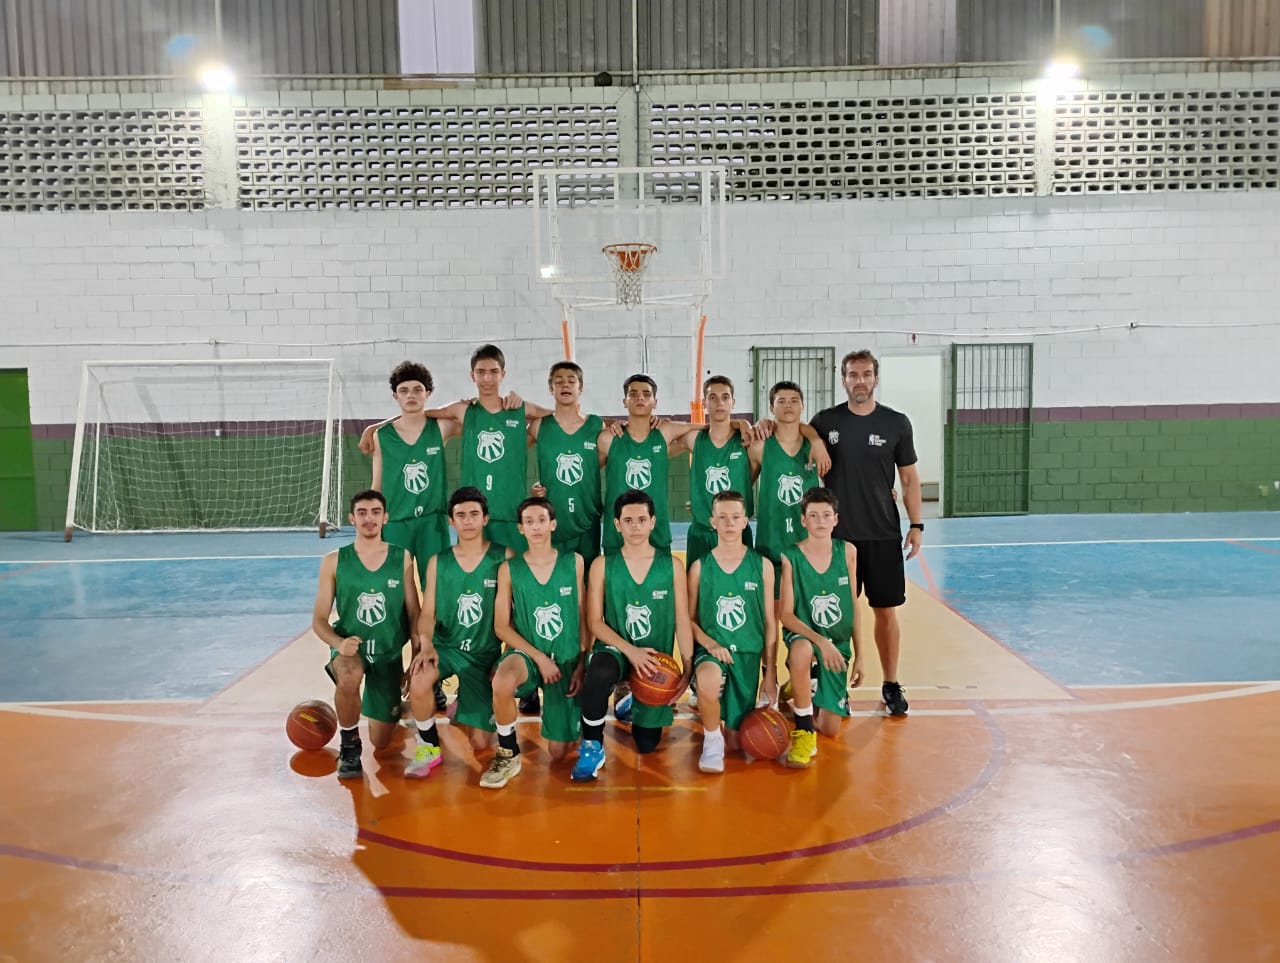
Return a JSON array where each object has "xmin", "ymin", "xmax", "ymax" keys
[{"xmin": 2, "ymin": 192, "xmax": 1279, "ymax": 424}]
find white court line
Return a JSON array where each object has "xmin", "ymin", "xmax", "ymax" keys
[
  {"xmin": 926, "ymin": 537, "xmax": 1280, "ymax": 549},
  {"xmin": 3, "ymin": 683, "xmax": 1278, "ymax": 725}
]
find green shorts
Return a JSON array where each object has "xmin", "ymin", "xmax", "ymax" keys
[
  {"xmin": 554, "ymin": 521, "xmax": 601, "ymax": 564},
  {"xmin": 484, "ymin": 519, "xmax": 527, "ymax": 554},
  {"xmin": 383, "ymin": 513, "xmax": 451, "ymax": 587},
  {"xmin": 687, "ymin": 522, "xmax": 754, "ymax": 569},
  {"xmin": 326, "ymin": 652, "xmax": 405, "ymax": 725},
  {"xmin": 783, "ymin": 634, "xmax": 851, "ymax": 718},
  {"xmin": 692, "ymin": 645, "xmax": 764, "ymax": 730},
  {"xmin": 591, "ymin": 643, "xmax": 675, "ymax": 730},
  {"xmin": 504, "ymin": 651, "xmax": 581, "ymax": 743},
  {"xmin": 436, "ymin": 646, "xmax": 498, "ymax": 732}
]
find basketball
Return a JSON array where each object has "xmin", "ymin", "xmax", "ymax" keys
[
  {"xmin": 630, "ymin": 652, "xmax": 684, "ymax": 706},
  {"xmin": 286, "ymin": 700, "xmax": 338, "ymax": 750},
  {"xmin": 739, "ymin": 707, "xmax": 793, "ymax": 761}
]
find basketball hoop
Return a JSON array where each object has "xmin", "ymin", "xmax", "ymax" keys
[{"xmin": 602, "ymin": 242, "xmax": 657, "ymax": 307}]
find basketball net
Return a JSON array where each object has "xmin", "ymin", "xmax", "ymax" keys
[{"xmin": 602, "ymin": 243, "xmax": 657, "ymax": 308}]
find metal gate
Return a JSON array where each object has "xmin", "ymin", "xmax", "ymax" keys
[
  {"xmin": 750, "ymin": 347, "xmax": 836, "ymax": 420},
  {"xmin": 945, "ymin": 343, "xmax": 1033, "ymax": 516}
]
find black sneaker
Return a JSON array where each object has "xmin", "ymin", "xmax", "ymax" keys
[
  {"xmin": 433, "ymin": 680, "xmax": 447, "ymax": 713},
  {"xmin": 337, "ymin": 740, "xmax": 364, "ymax": 779},
  {"xmin": 882, "ymin": 681, "xmax": 909, "ymax": 717},
  {"xmin": 518, "ymin": 691, "xmax": 541, "ymax": 716}
]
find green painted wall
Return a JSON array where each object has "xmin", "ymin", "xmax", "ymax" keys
[
  {"xmin": 31, "ymin": 433, "xmax": 697, "ymax": 533},
  {"xmin": 1028, "ymin": 418, "xmax": 1280, "ymax": 514}
]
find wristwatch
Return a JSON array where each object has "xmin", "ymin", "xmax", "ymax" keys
[{"xmin": 909, "ymin": 522, "xmax": 924, "ymax": 532}]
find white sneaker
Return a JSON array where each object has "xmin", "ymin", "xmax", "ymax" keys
[{"xmin": 699, "ymin": 730, "xmax": 725, "ymax": 774}]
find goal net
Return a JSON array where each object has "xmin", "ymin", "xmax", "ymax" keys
[{"xmin": 65, "ymin": 359, "xmax": 344, "ymax": 538}]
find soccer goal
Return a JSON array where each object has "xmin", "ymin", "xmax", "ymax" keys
[{"xmin": 64, "ymin": 359, "xmax": 345, "ymax": 539}]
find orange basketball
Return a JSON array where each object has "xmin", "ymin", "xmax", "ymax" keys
[
  {"xmin": 286, "ymin": 700, "xmax": 338, "ymax": 750},
  {"xmin": 630, "ymin": 652, "xmax": 684, "ymax": 706},
  {"xmin": 739, "ymin": 706, "xmax": 793, "ymax": 761}
]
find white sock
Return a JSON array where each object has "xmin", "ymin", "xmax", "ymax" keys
[
  {"xmin": 704, "ymin": 725, "xmax": 724, "ymax": 742},
  {"xmin": 793, "ymin": 705, "xmax": 813, "ymax": 718},
  {"xmin": 496, "ymin": 722, "xmax": 516, "ymax": 737}
]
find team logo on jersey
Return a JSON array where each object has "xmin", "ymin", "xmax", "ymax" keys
[
  {"xmin": 476, "ymin": 430, "xmax": 505, "ymax": 463},
  {"xmin": 777, "ymin": 473, "xmax": 805, "ymax": 506},
  {"xmin": 625, "ymin": 603, "xmax": 652, "ymax": 640},
  {"xmin": 868, "ymin": 434, "xmax": 886, "ymax": 447},
  {"xmin": 809, "ymin": 593, "xmax": 843, "ymax": 629},
  {"xmin": 715, "ymin": 595, "xmax": 747, "ymax": 632},
  {"xmin": 625, "ymin": 458, "xmax": 652, "ymax": 489},
  {"xmin": 704, "ymin": 465, "xmax": 731, "ymax": 494},
  {"xmin": 533, "ymin": 604, "xmax": 563, "ymax": 641},
  {"xmin": 827, "ymin": 430, "xmax": 840, "ymax": 445},
  {"xmin": 556, "ymin": 452, "xmax": 584, "ymax": 486},
  {"xmin": 356, "ymin": 591, "xmax": 387, "ymax": 627},
  {"xmin": 402, "ymin": 461, "xmax": 429, "ymax": 495},
  {"xmin": 456, "ymin": 592, "xmax": 483, "ymax": 628}
]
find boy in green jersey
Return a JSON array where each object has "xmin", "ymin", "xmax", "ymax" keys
[
  {"xmin": 528, "ymin": 361, "xmax": 605, "ymax": 562},
  {"xmin": 747, "ymin": 381, "xmax": 829, "ymax": 586},
  {"xmin": 311, "ymin": 490, "xmax": 421, "ymax": 780},
  {"xmin": 599, "ymin": 373, "xmax": 723, "ymax": 553},
  {"xmin": 370, "ymin": 361, "xmax": 459, "ymax": 588},
  {"xmin": 571, "ymin": 490, "xmax": 695, "ymax": 781},
  {"xmin": 483, "ymin": 496, "xmax": 589, "ymax": 789},
  {"xmin": 404, "ymin": 487, "xmax": 511, "ymax": 778},
  {"xmin": 426, "ymin": 345, "xmax": 553, "ymax": 553},
  {"xmin": 779, "ymin": 488, "xmax": 864, "ymax": 769},
  {"xmin": 687, "ymin": 490, "xmax": 776, "ymax": 774},
  {"xmin": 684, "ymin": 376, "xmax": 756, "ymax": 567}
]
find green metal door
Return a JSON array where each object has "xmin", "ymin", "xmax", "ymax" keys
[
  {"xmin": 750, "ymin": 347, "xmax": 836, "ymax": 420},
  {"xmin": 945, "ymin": 344, "xmax": 1032, "ymax": 516},
  {"xmin": 0, "ymin": 369, "xmax": 38, "ymax": 530}
]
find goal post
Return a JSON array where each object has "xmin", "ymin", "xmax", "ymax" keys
[{"xmin": 64, "ymin": 359, "xmax": 345, "ymax": 539}]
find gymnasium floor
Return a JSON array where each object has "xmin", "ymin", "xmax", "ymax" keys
[{"xmin": 2, "ymin": 513, "xmax": 1278, "ymax": 962}]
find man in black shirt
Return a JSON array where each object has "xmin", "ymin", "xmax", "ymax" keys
[{"xmin": 810, "ymin": 349, "xmax": 923, "ymax": 717}]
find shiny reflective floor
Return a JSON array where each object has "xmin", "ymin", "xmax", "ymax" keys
[{"xmin": 2, "ymin": 513, "xmax": 1279, "ymax": 962}]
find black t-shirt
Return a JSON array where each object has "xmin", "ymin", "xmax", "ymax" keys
[{"xmin": 810, "ymin": 402, "xmax": 917, "ymax": 542}]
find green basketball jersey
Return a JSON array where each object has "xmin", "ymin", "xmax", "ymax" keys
[
  {"xmin": 696, "ymin": 549, "xmax": 766, "ymax": 655},
  {"xmin": 432, "ymin": 543, "xmax": 506, "ymax": 660},
  {"xmin": 756, "ymin": 436, "xmax": 821, "ymax": 563},
  {"xmin": 332, "ymin": 543, "xmax": 411, "ymax": 665},
  {"xmin": 507, "ymin": 551, "xmax": 580, "ymax": 663},
  {"xmin": 603, "ymin": 551, "xmax": 677, "ymax": 657},
  {"xmin": 690, "ymin": 429, "xmax": 754, "ymax": 524},
  {"xmin": 603, "ymin": 429, "xmax": 671, "ymax": 550},
  {"xmin": 536, "ymin": 414, "xmax": 604, "ymax": 538},
  {"xmin": 461, "ymin": 402, "xmax": 527, "ymax": 522},
  {"xmin": 377, "ymin": 419, "xmax": 446, "ymax": 522},
  {"xmin": 784, "ymin": 540, "xmax": 855, "ymax": 644}
]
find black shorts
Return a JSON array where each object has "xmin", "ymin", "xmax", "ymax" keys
[{"xmin": 852, "ymin": 539, "xmax": 906, "ymax": 609}]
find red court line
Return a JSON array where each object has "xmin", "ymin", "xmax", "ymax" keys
[
  {"xmin": 361, "ymin": 705, "xmax": 1006, "ymax": 873},
  {"xmin": 908, "ymin": 554, "xmax": 1075, "ymax": 699},
  {"xmin": 1225, "ymin": 540, "xmax": 1280, "ymax": 557},
  {"xmin": 913, "ymin": 549, "xmax": 940, "ymax": 596},
  {"xmin": 0, "ymin": 562, "xmax": 51, "ymax": 581}
]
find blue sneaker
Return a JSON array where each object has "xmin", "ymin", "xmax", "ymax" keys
[
  {"xmin": 614, "ymin": 691, "xmax": 633, "ymax": 724},
  {"xmin": 571, "ymin": 739, "xmax": 606, "ymax": 781}
]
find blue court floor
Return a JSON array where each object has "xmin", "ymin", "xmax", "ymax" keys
[{"xmin": 2, "ymin": 512, "xmax": 1278, "ymax": 704}]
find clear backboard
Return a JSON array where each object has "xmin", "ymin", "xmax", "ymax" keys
[{"xmin": 532, "ymin": 165, "xmax": 727, "ymax": 310}]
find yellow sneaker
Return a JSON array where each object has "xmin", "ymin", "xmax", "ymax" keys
[{"xmin": 784, "ymin": 729, "xmax": 817, "ymax": 768}]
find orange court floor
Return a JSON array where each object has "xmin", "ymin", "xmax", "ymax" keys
[{"xmin": 2, "ymin": 515, "xmax": 1279, "ymax": 961}]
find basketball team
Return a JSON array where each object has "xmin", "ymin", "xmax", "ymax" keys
[{"xmin": 310, "ymin": 345, "xmax": 924, "ymax": 788}]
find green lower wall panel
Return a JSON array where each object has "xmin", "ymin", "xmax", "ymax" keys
[{"xmin": 1027, "ymin": 417, "xmax": 1280, "ymax": 514}]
